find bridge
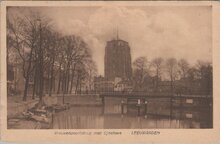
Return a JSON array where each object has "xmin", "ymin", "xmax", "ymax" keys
[
  {"xmin": 99, "ymin": 91, "xmax": 212, "ymax": 100},
  {"xmin": 99, "ymin": 91, "xmax": 213, "ymax": 117}
]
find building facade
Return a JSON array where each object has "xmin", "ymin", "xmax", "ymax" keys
[{"xmin": 94, "ymin": 75, "xmax": 114, "ymax": 93}]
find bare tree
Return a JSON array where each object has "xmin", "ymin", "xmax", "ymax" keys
[
  {"xmin": 43, "ymin": 31, "xmax": 61, "ymax": 96},
  {"xmin": 166, "ymin": 58, "xmax": 178, "ymax": 94},
  {"xmin": 178, "ymin": 59, "xmax": 189, "ymax": 80},
  {"xmin": 7, "ymin": 15, "xmax": 39, "ymax": 101},
  {"xmin": 7, "ymin": 10, "xmax": 55, "ymax": 101},
  {"xmin": 75, "ymin": 65, "xmax": 88, "ymax": 94},
  {"xmin": 32, "ymin": 18, "xmax": 52, "ymax": 101},
  {"xmin": 133, "ymin": 56, "xmax": 149, "ymax": 91},
  {"xmin": 86, "ymin": 60, "xmax": 98, "ymax": 92},
  {"xmin": 56, "ymin": 46, "xmax": 65, "ymax": 94},
  {"xmin": 150, "ymin": 57, "xmax": 164, "ymax": 92},
  {"xmin": 195, "ymin": 61, "xmax": 213, "ymax": 95},
  {"xmin": 177, "ymin": 59, "xmax": 190, "ymax": 93},
  {"xmin": 57, "ymin": 35, "xmax": 93, "ymax": 94},
  {"xmin": 7, "ymin": 32, "xmax": 21, "ymax": 94}
]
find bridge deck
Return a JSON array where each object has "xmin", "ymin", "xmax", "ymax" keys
[{"xmin": 100, "ymin": 92, "xmax": 212, "ymax": 99}]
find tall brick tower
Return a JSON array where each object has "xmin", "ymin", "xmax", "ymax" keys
[{"xmin": 104, "ymin": 35, "xmax": 132, "ymax": 81}]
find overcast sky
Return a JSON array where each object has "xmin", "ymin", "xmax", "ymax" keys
[{"xmin": 8, "ymin": 6, "xmax": 212, "ymax": 75}]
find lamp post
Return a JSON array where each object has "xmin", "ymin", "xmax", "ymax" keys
[{"xmin": 36, "ymin": 19, "xmax": 44, "ymax": 101}]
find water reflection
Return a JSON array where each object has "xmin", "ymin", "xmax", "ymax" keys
[{"xmin": 53, "ymin": 105, "xmax": 212, "ymax": 129}]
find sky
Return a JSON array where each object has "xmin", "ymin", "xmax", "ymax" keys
[{"xmin": 8, "ymin": 6, "xmax": 212, "ymax": 75}]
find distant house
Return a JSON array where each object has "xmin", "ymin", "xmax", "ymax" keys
[
  {"xmin": 94, "ymin": 76, "xmax": 133, "ymax": 93},
  {"xmin": 114, "ymin": 78, "xmax": 133, "ymax": 92},
  {"xmin": 7, "ymin": 63, "xmax": 34, "ymax": 96},
  {"xmin": 158, "ymin": 80, "xmax": 171, "ymax": 93},
  {"xmin": 174, "ymin": 78, "xmax": 208, "ymax": 95},
  {"xmin": 94, "ymin": 75, "xmax": 114, "ymax": 93}
]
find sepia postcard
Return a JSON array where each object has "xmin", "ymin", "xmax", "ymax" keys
[{"xmin": 0, "ymin": 1, "xmax": 220, "ymax": 143}]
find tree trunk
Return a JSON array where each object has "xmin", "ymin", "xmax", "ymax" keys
[
  {"xmin": 23, "ymin": 77, "xmax": 29, "ymax": 101},
  {"xmin": 156, "ymin": 68, "xmax": 159, "ymax": 92},
  {"xmin": 47, "ymin": 67, "xmax": 50, "ymax": 94},
  {"xmin": 170, "ymin": 77, "xmax": 174, "ymax": 94},
  {"xmin": 53, "ymin": 76, "xmax": 56, "ymax": 92},
  {"xmin": 32, "ymin": 68, "xmax": 38, "ymax": 99},
  {"xmin": 49, "ymin": 59, "xmax": 54, "ymax": 96},
  {"xmin": 39, "ymin": 24, "xmax": 44, "ymax": 102},
  {"xmin": 62, "ymin": 69, "xmax": 66, "ymax": 94},
  {"xmin": 57, "ymin": 64, "xmax": 62, "ymax": 94},
  {"xmin": 79, "ymin": 80, "xmax": 82, "ymax": 94},
  {"xmin": 75, "ymin": 74, "xmax": 80, "ymax": 94},
  {"xmin": 36, "ymin": 70, "xmax": 40, "ymax": 95},
  {"xmin": 65, "ymin": 68, "xmax": 70, "ymax": 94},
  {"xmin": 22, "ymin": 46, "xmax": 34, "ymax": 101},
  {"xmin": 69, "ymin": 64, "xmax": 76, "ymax": 94}
]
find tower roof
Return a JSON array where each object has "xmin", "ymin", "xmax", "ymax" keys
[{"xmin": 107, "ymin": 39, "xmax": 128, "ymax": 44}]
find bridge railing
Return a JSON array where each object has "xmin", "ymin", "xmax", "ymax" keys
[{"xmin": 99, "ymin": 91, "xmax": 212, "ymax": 99}]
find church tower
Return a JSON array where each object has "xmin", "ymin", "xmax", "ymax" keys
[{"xmin": 104, "ymin": 32, "xmax": 132, "ymax": 81}]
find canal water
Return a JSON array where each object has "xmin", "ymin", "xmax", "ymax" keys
[{"xmin": 52, "ymin": 98, "xmax": 212, "ymax": 129}]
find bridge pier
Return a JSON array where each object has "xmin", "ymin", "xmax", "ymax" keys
[
  {"xmin": 101, "ymin": 96, "xmax": 105, "ymax": 106},
  {"xmin": 144, "ymin": 100, "xmax": 148, "ymax": 116},
  {"xmin": 137, "ymin": 99, "xmax": 141, "ymax": 116},
  {"xmin": 50, "ymin": 109, "xmax": 55, "ymax": 129},
  {"xmin": 121, "ymin": 100, "xmax": 124, "ymax": 115},
  {"xmin": 170, "ymin": 97, "xmax": 173, "ymax": 119},
  {"xmin": 209, "ymin": 99, "xmax": 213, "ymax": 127},
  {"xmin": 137, "ymin": 106, "xmax": 140, "ymax": 116}
]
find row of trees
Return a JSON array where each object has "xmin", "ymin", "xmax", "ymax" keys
[
  {"xmin": 132, "ymin": 57, "xmax": 212, "ymax": 95},
  {"xmin": 7, "ymin": 12, "xmax": 97, "ymax": 101}
]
